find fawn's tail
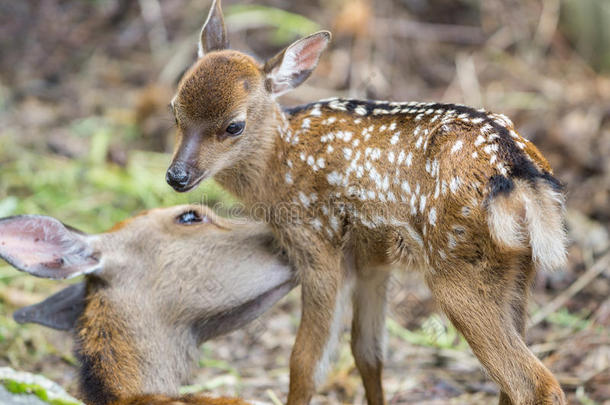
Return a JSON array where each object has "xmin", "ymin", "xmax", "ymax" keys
[{"xmin": 487, "ymin": 176, "xmax": 567, "ymax": 271}]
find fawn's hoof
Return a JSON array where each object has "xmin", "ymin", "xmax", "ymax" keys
[{"xmin": 535, "ymin": 378, "xmax": 567, "ymax": 405}]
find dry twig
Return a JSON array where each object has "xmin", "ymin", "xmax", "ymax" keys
[{"xmin": 529, "ymin": 251, "xmax": 610, "ymax": 327}]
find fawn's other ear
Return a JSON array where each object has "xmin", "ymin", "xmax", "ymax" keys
[
  {"xmin": 198, "ymin": 0, "xmax": 229, "ymax": 57},
  {"xmin": 0, "ymin": 215, "xmax": 101, "ymax": 280},
  {"xmin": 263, "ymin": 31, "xmax": 331, "ymax": 97},
  {"xmin": 13, "ymin": 283, "xmax": 86, "ymax": 331}
]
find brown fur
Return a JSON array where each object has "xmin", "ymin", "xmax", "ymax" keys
[
  {"xmin": 73, "ymin": 206, "xmax": 294, "ymax": 405},
  {"xmin": 4, "ymin": 205, "xmax": 295, "ymax": 405},
  {"xmin": 167, "ymin": 3, "xmax": 568, "ymax": 404},
  {"xmin": 76, "ymin": 280, "xmax": 143, "ymax": 405}
]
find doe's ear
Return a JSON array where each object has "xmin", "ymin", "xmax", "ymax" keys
[
  {"xmin": 0, "ymin": 215, "xmax": 100, "ymax": 280},
  {"xmin": 263, "ymin": 31, "xmax": 331, "ymax": 97},
  {"xmin": 199, "ymin": 0, "xmax": 229, "ymax": 58},
  {"xmin": 13, "ymin": 283, "xmax": 86, "ymax": 331}
]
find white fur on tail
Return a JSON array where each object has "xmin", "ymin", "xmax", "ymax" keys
[{"xmin": 488, "ymin": 179, "xmax": 567, "ymax": 271}]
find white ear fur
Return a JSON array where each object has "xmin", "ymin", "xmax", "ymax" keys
[{"xmin": 264, "ymin": 31, "xmax": 331, "ymax": 97}]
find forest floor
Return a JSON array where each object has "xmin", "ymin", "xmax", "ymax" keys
[{"xmin": 0, "ymin": 0, "xmax": 608, "ymax": 404}]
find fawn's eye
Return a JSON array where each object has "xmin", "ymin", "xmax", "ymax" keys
[
  {"xmin": 226, "ymin": 121, "xmax": 245, "ymax": 136},
  {"xmin": 176, "ymin": 210, "xmax": 207, "ymax": 225}
]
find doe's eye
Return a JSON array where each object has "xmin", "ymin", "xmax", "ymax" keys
[
  {"xmin": 226, "ymin": 121, "xmax": 245, "ymax": 136},
  {"xmin": 176, "ymin": 210, "xmax": 207, "ymax": 225}
]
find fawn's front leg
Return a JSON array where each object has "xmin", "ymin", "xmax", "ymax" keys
[
  {"xmin": 351, "ymin": 268, "xmax": 389, "ymax": 405},
  {"xmin": 286, "ymin": 247, "xmax": 345, "ymax": 405}
]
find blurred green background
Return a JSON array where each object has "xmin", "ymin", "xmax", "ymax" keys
[{"xmin": 0, "ymin": 0, "xmax": 608, "ymax": 404}]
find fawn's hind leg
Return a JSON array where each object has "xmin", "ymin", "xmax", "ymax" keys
[
  {"xmin": 498, "ymin": 261, "xmax": 536, "ymax": 405},
  {"xmin": 350, "ymin": 267, "xmax": 391, "ymax": 405},
  {"xmin": 425, "ymin": 256, "xmax": 566, "ymax": 405}
]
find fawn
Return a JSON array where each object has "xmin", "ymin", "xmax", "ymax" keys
[
  {"xmin": 165, "ymin": 1, "xmax": 568, "ymax": 404},
  {"xmin": 0, "ymin": 205, "xmax": 296, "ymax": 405}
]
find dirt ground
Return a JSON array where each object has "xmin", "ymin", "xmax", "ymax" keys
[{"xmin": 0, "ymin": 0, "xmax": 608, "ymax": 404}]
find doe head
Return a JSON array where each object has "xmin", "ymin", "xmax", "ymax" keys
[
  {"xmin": 1, "ymin": 205, "xmax": 295, "ymax": 404},
  {"xmin": 166, "ymin": 0, "xmax": 331, "ymax": 192}
]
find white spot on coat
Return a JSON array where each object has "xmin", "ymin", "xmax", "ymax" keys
[
  {"xmin": 397, "ymin": 150, "xmax": 405, "ymax": 164},
  {"xmin": 450, "ymin": 177, "xmax": 461, "ymax": 194},
  {"xmin": 310, "ymin": 218, "xmax": 322, "ymax": 231},
  {"xmin": 419, "ymin": 195, "xmax": 427, "ymax": 213},
  {"xmin": 299, "ymin": 191, "xmax": 310, "ymax": 207},
  {"xmin": 327, "ymin": 171, "xmax": 342, "ymax": 185},
  {"xmin": 451, "ymin": 140, "xmax": 463, "ymax": 154},
  {"xmin": 355, "ymin": 106, "xmax": 368, "ymax": 115},
  {"xmin": 405, "ymin": 152, "xmax": 413, "ymax": 166},
  {"xmin": 429, "ymin": 208, "xmax": 437, "ymax": 226}
]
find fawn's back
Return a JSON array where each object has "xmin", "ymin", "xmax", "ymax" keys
[{"xmin": 268, "ymin": 97, "xmax": 563, "ymax": 271}]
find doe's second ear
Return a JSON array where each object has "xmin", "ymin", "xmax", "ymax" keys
[
  {"xmin": 13, "ymin": 282, "xmax": 86, "ymax": 331},
  {"xmin": 0, "ymin": 215, "xmax": 100, "ymax": 280}
]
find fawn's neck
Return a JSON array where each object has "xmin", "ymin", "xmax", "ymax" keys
[{"xmin": 214, "ymin": 104, "xmax": 291, "ymax": 204}]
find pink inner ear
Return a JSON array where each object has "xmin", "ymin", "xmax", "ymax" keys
[
  {"xmin": 295, "ymin": 38, "xmax": 327, "ymax": 70},
  {"xmin": 0, "ymin": 218, "xmax": 61, "ymax": 268},
  {"xmin": 0, "ymin": 216, "xmax": 96, "ymax": 279}
]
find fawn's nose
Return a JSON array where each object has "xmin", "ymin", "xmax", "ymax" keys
[{"xmin": 166, "ymin": 162, "xmax": 191, "ymax": 191}]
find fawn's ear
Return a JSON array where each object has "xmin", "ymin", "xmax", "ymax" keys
[
  {"xmin": 263, "ymin": 31, "xmax": 331, "ymax": 97},
  {"xmin": 13, "ymin": 283, "xmax": 86, "ymax": 331},
  {"xmin": 198, "ymin": 0, "xmax": 229, "ymax": 57},
  {"xmin": 0, "ymin": 215, "xmax": 101, "ymax": 280}
]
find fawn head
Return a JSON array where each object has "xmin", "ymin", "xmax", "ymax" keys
[
  {"xmin": 0, "ymin": 205, "xmax": 294, "ymax": 404},
  {"xmin": 166, "ymin": 0, "xmax": 331, "ymax": 192}
]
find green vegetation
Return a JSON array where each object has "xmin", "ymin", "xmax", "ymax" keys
[
  {"xmin": 226, "ymin": 5, "xmax": 320, "ymax": 44},
  {"xmin": 3, "ymin": 379, "xmax": 82, "ymax": 405},
  {"xmin": 387, "ymin": 316, "xmax": 468, "ymax": 350},
  {"xmin": 1, "ymin": 370, "xmax": 83, "ymax": 405},
  {"xmin": 0, "ymin": 135, "xmax": 233, "ymax": 234}
]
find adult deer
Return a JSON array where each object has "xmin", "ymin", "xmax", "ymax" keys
[
  {"xmin": 165, "ymin": 1, "xmax": 568, "ymax": 404},
  {"xmin": 0, "ymin": 205, "xmax": 296, "ymax": 405}
]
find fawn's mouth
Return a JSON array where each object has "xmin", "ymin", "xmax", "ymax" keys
[
  {"xmin": 173, "ymin": 172, "xmax": 207, "ymax": 193},
  {"xmin": 182, "ymin": 175, "xmax": 206, "ymax": 192}
]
